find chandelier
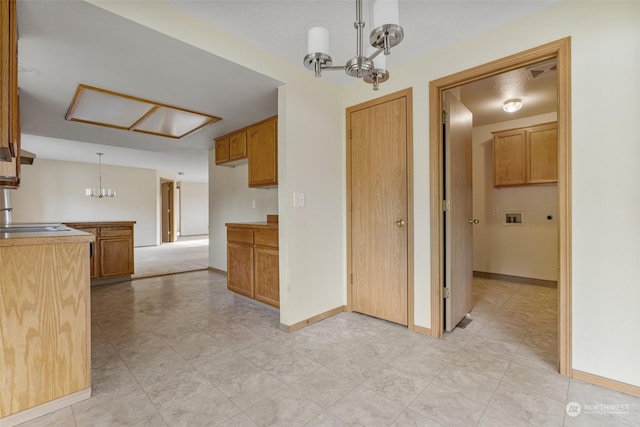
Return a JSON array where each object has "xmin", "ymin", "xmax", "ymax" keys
[
  {"xmin": 303, "ymin": 0, "xmax": 404, "ymax": 90},
  {"xmin": 86, "ymin": 153, "xmax": 116, "ymax": 198}
]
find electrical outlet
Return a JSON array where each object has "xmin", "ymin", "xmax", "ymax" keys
[
  {"xmin": 493, "ymin": 207, "xmax": 499, "ymax": 215},
  {"xmin": 251, "ymin": 200, "xmax": 256, "ymax": 209}
]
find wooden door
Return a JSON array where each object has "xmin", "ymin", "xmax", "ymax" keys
[
  {"xmin": 161, "ymin": 181, "xmax": 174, "ymax": 243},
  {"xmin": 349, "ymin": 92, "xmax": 409, "ymax": 326},
  {"xmin": 444, "ymin": 92, "xmax": 473, "ymax": 331}
]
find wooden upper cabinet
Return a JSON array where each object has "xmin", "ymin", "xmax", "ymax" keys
[
  {"xmin": 493, "ymin": 121, "xmax": 557, "ymax": 187},
  {"xmin": 215, "ymin": 130, "xmax": 248, "ymax": 165},
  {"xmin": 247, "ymin": 117, "xmax": 278, "ymax": 188},
  {"xmin": 0, "ymin": 0, "xmax": 20, "ymax": 188},
  {"xmin": 215, "ymin": 136, "xmax": 230, "ymax": 164},
  {"xmin": 527, "ymin": 122, "xmax": 558, "ymax": 184},
  {"xmin": 229, "ymin": 131, "xmax": 247, "ymax": 160},
  {"xmin": 493, "ymin": 130, "xmax": 526, "ymax": 186}
]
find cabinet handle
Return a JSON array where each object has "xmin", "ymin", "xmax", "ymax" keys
[{"xmin": 468, "ymin": 219, "xmax": 480, "ymax": 224}]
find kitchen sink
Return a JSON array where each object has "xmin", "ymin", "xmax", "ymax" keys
[{"xmin": 0, "ymin": 224, "xmax": 71, "ymax": 233}]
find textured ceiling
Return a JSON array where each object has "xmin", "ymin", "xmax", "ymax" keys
[{"xmin": 16, "ymin": 0, "xmax": 558, "ymax": 182}]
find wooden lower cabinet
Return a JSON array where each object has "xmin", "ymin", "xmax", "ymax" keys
[
  {"xmin": 64, "ymin": 221, "xmax": 135, "ymax": 281},
  {"xmin": 254, "ymin": 247, "xmax": 279, "ymax": 307},
  {"xmin": 227, "ymin": 242, "xmax": 254, "ymax": 297},
  {"xmin": 0, "ymin": 233, "xmax": 93, "ymax": 422},
  {"xmin": 226, "ymin": 222, "xmax": 279, "ymax": 308}
]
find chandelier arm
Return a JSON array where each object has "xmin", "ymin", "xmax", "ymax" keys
[
  {"xmin": 366, "ymin": 48, "xmax": 385, "ymax": 61},
  {"xmin": 322, "ymin": 65, "xmax": 348, "ymax": 71}
]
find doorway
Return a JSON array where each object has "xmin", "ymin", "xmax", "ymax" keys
[
  {"xmin": 160, "ymin": 179, "xmax": 174, "ymax": 243},
  {"xmin": 346, "ymin": 88, "xmax": 414, "ymax": 327},
  {"xmin": 429, "ymin": 38, "xmax": 571, "ymax": 375}
]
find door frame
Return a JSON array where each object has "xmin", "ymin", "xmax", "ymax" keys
[
  {"xmin": 346, "ymin": 88, "xmax": 415, "ymax": 330},
  {"xmin": 428, "ymin": 38, "xmax": 572, "ymax": 375}
]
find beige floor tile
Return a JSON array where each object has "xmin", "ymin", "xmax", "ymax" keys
[
  {"xmin": 244, "ymin": 387, "xmax": 324, "ymax": 427},
  {"xmin": 391, "ymin": 408, "xmax": 446, "ymax": 426},
  {"xmin": 387, "ymin": 347, "xmax": 449, "ymax": 379},
  {"xmin": 290, "ymin": 366, "xmax": 359, "ymax": 408},
  {"xmin": 487, "ymin": 381, "xmax": 566, "ymax": 426},
  {"xmin": 215, "ymin": 413, "xmax": 259, "ymax": 427},
  {"xmin": 72, "ymin": 389, "xmax": 158, "ymax": 427},
  {"xmin": 431, "ymin": 365, "xmax": 500, "ymax": 404},
  {"xmin": 158, "ymin": 388, "xmax": 242, "ymax": 426},
  {"xmin": 408, "ymin": 383, "xmax": 487, "ymax": 426},
  {"xmin": 362, "ymin": 366, "xmax": 432, "ymax": 406},
  {"xmin": 450, "ymin": 347, "xmax": 511, "ymax": 381},
  {"xmin": 329, "ymin": 385, "xmax": 405, "ymax": 426}
]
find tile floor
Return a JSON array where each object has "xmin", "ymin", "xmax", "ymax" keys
[{"xmin": 18, "ymin": 273, "xmax": 640, "ymax": 426}]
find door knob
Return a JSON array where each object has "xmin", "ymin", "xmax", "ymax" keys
[
  {"xmin": 469, "ymin": 218, "xmax": 479, "ymax": 224},
  {"xmin": 396, "ymin": 219, "xmax": 405, "ymax": 227}
]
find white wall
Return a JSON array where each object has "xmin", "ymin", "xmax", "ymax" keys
[
  {"xmin": 91, "ymin": 0, "xmax": 640, "ymax": 387},
  {"xmin": 11, "ymin": 158, "xmax": 158, "ymax": 246},
  {"xmin": 208, "ymin": 159, "xmax": 278, "ymax": 270},
  {"xmin": 473, "ymin": 113, "xmax": 558, "ymax": 281},
  {"xmin": 179, "ymin": 181, "xmax": 208, "ymax": 236}
]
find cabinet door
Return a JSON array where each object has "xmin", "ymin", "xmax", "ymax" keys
[
  {"xmin": 527, "ymin": 124, "xmax": 557, "ymax": 184},
  {"xmin": 254, "ymin": 247, "xmax": 279, "ymax": 308},
  {"xmin": 493, "ymin": 131, "xmax": 526, "ymax": 186},
  {"xmin": 100, "ymin": 238, "xmax": 133, "ymax": 277},
  {"xmin": 215, "ymin": 137, "xmax": 230, "ymax": 164},
  {"xmin": 0, "ymin": 0, "xmax": 19, "ymax": 187},
  {"xmin": 247, "ymin": 118, "xmax": 277, "ymax": 187},
  {"xmin": 229, "ymin": 131, "xmax": 247, "ymax": 160},
  {"xmin": 227, "ymin": 243, "xmax": 254, "ymax": 297}
]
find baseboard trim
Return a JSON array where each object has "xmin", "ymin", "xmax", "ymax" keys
[
  {"xmin": 208, "ymin": 267, "xmax": 227, "ymax": 275},
  {"xmin": 473, "ymin": 271, "xmax": 557, "ymax": 288},
  {"xmin": 280, "ymin": 305, "xmax": 346, "ymax": 333},
  {"xmin": 572, "ymin": 369, "xmax": 640, "ymax": 397},
  {"xmin": 412, "ymin": 324, "xmax": 433, "ymax": 337},
  {"xmin": 0, "ymin": 388, "xmax": 91, "ymax": 427}
]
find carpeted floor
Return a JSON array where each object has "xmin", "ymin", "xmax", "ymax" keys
[{"xmin": 133, "ymin": 235, "xmax": 209, "ymax": 279}]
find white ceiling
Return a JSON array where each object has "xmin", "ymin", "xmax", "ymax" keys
[{"xmin": 16, "ymin": 0, "xmax": 558, "ymax": 182}]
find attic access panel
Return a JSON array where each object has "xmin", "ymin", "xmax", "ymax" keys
[{"xmin": 65, "ymin": 84, "xmax": 221, "ymax": 139}]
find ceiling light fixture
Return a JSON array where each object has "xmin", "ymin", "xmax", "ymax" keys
[
  {"xmin": 303, "ymin": 0, "xmax": 404, "ymax": 90},
  {"xmin": 503, "ymin": 98, "xmax": 523, "ymax": 113},
  {"xmin": 86, "ymin": 153, "xmax": 115, "ymax": 198}
]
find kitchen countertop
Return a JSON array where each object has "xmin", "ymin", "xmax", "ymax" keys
[{"xmin": 0, "ymin": 224, "xmax": 95, "ymax": 247}]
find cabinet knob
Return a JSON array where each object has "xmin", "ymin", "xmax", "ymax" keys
[
  {"xmin": 468, "ymin": 218, "xmax": 480, "ymax": 224},
  {"xmin": 396, "ymin": 219, "xmax": 405, "ymax": 227}
]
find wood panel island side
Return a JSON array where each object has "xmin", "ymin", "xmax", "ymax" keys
[{"xmin": 0, "ymin": 227, "xmax": 94, "ymax": 426}]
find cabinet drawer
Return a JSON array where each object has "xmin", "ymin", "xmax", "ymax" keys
[
  {"xmin": 73, "ymin": 227, "xmax": 98, "ymax": 236},
  {"xmin": 227, "ymin": 228, "xmax": 253, "ymax": 245},
  {"xmin": 101, "ymin": 227, "xmax": 133, "ymax": 238},
  {"xmin": 254, "ymin": 229, "xmax": 278, "ymax": 248}
]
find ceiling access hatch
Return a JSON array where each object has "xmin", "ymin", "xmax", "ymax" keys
[{"xmin": 65, "ymin": 84, "xmax": 221, "ymax": 139}]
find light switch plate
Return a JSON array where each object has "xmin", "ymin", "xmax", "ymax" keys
[{"xmin": 293, "ymin": 192, "xmax": 305, "ymax": 207}]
